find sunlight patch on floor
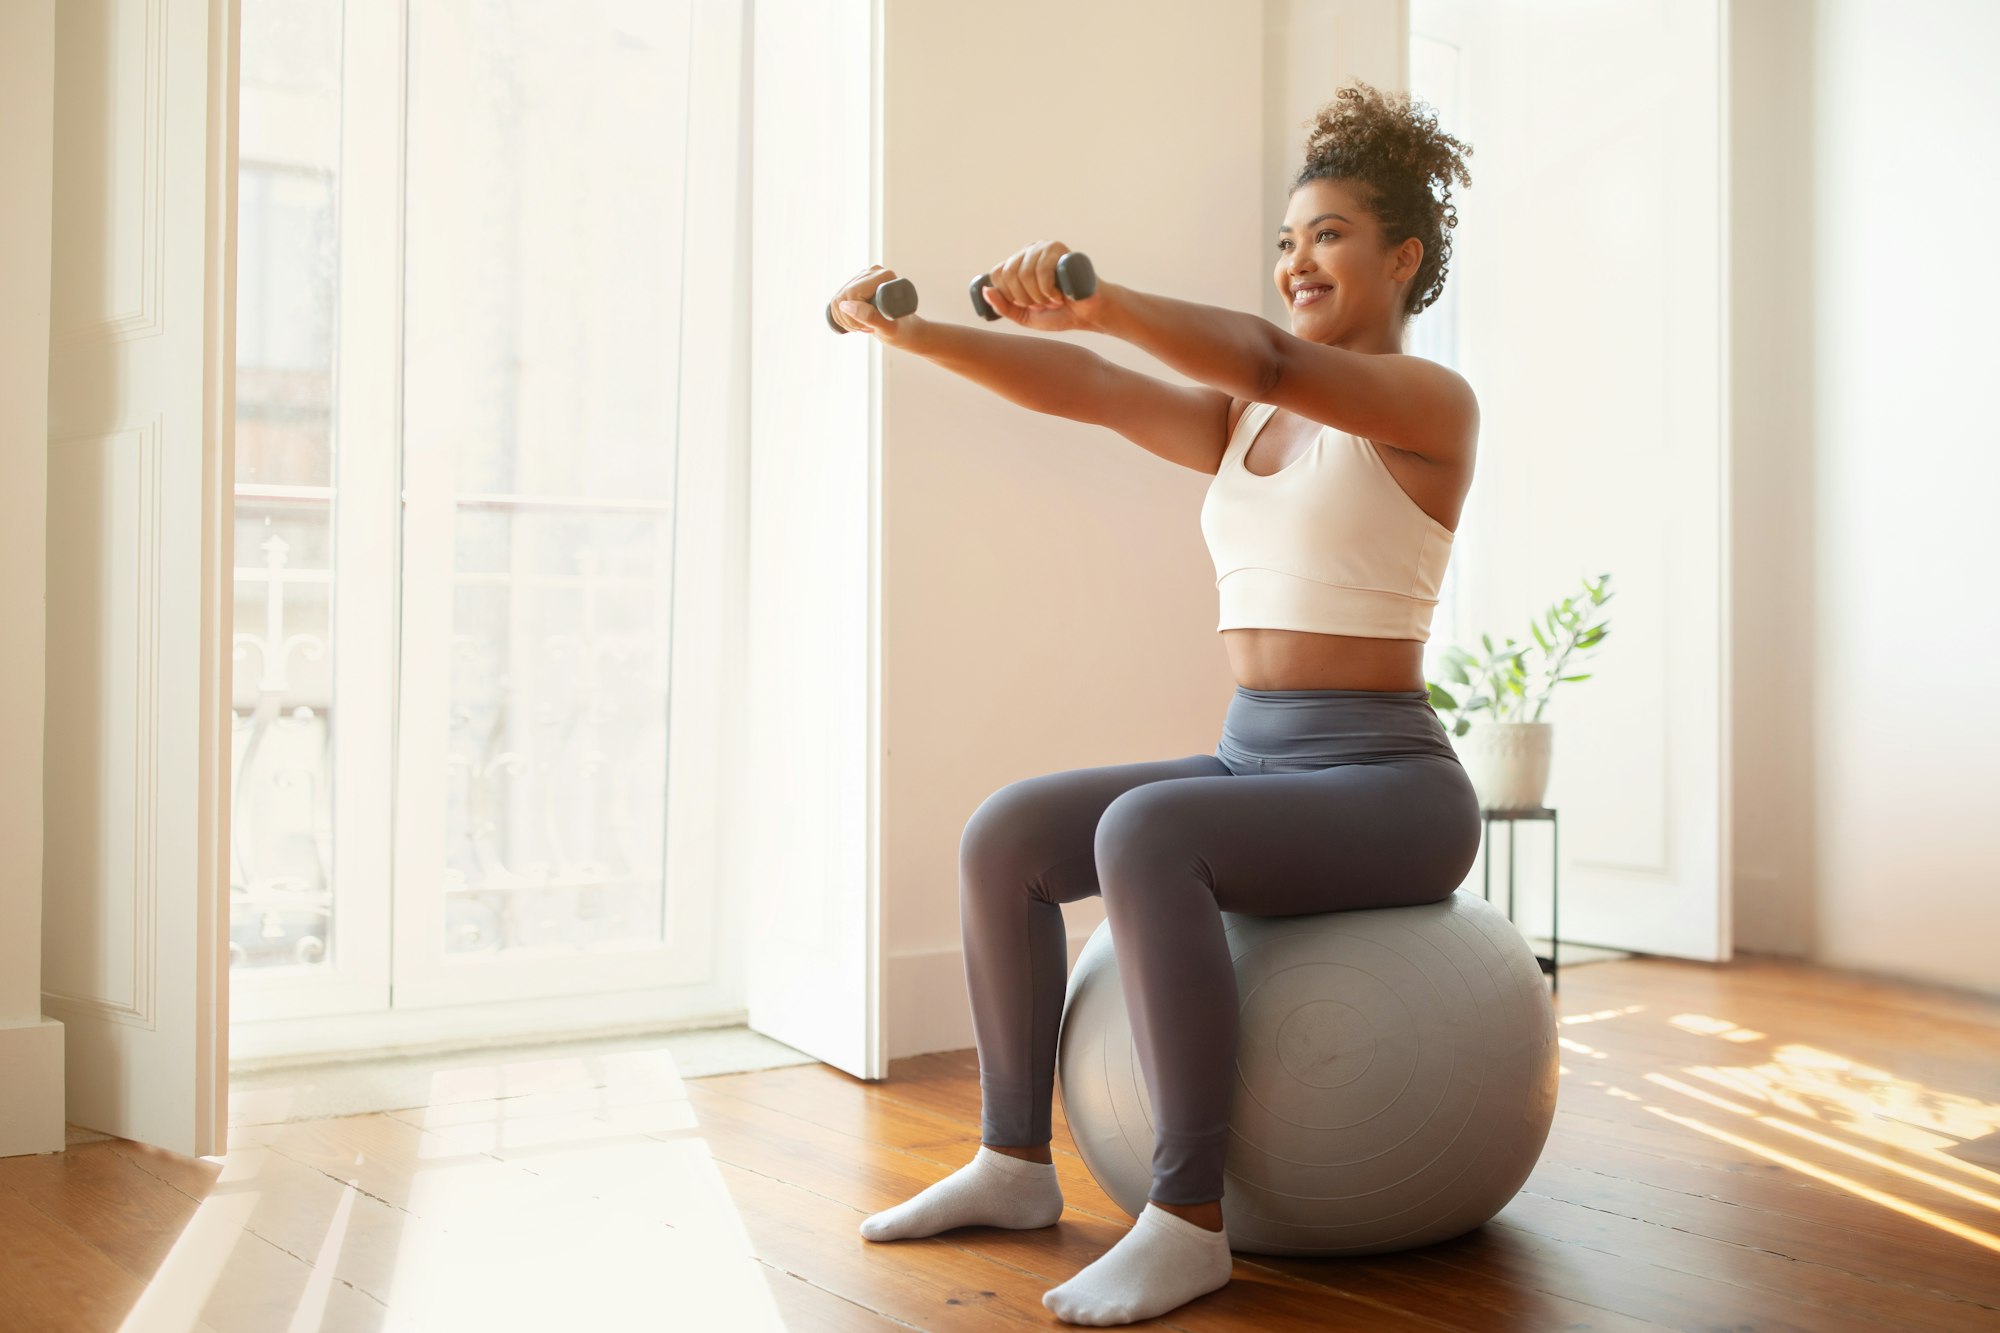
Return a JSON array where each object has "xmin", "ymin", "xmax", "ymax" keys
[{"xmin": 1574, "ymin": 1004, "xmax": 2000, "ymax": 1258}]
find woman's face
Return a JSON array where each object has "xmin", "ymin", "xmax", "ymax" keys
[{"xmin": 1272, "ymin": 177, "xmax": 1419, "ymax": 343}]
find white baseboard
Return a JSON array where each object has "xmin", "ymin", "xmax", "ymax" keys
[
  {"xmin": 0, "ymin": 1017, "xmax": 65, "ymax": 1158},
  {"xmin": 886, "ymin": 929, "xmax": 1098, "ymax": 1061}
]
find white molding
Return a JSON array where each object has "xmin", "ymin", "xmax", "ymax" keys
[
  {"xmin": 52, "ymin": 0, "xmax": 169, "ymax": 346},
  {"xmin": 42, "ymin": 418, "xmax": 166, "ymax": 1031}
]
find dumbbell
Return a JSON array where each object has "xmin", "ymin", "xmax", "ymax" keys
[
  {"xmin": 969, "ymin": 252, "xmax": 1097, "ymax": 320},
  {"xmin": 825, "ymin": 276, "xmax": 919, "ymax": 334}
]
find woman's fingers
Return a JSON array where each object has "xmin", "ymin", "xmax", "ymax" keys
[
  {"xmin": 1040, "ymin": 245, "xmax": 1072, "ymax": 302},
  {"xmin": 977, "ymin": 284, "xmax": 1018, "ymax": 324},
  {"xmin": 990, "ymin": 254, "xmax": 1027, "ymax": 308},
  {"xmin": 1021, "ymin": 246, "xmax": 1057, "ymax": 305},
  {"xmin": 992, "ymin": 242, "xmax": 1071, "ymax": 307},
  {"xmin": 982, "ymin": 285, "xmax": 1026, "ymax": 323},
  {"xmin": 840, "ymin": 296, "xmax": 905, "ymax": 339},
  {"xmin": 830, "ymin": 265, "xmax": 902, "ymax": 332},
  {"xmin": 993, "ymin": 247, "xmax": 1048, "ymax": 307}
]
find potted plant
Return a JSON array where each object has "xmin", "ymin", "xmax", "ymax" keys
[{"xmin": 1427, "ymin": 573, "xmax": 1614, "ymax": 812}]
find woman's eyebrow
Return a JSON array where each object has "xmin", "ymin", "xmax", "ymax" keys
[{"xmin": 1277, "ymin": 212, "xmax": 1352, "ymax": 233}]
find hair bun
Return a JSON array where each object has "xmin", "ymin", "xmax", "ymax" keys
[{"xmin": 1295, "ymin": 81, "xmax": 1473, "ymax": 318}]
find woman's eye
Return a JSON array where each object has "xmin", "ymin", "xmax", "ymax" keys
[{"xmin": 1277, "ymin": 230, "xmax": 1339, "ymax": 252}]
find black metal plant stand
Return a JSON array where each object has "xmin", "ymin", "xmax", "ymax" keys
[{"xmin": 1478, "ymin": 806, "xmax": 1560, "ymax": 992}]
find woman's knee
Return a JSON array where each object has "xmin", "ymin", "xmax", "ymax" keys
[
  {"xmin": 959, "ymin": 779, "xmax": 1068, "ymax": 901},
  {"xmin": 1091, "ymin": 786, "xmax": 1183, "ymax": 875}
]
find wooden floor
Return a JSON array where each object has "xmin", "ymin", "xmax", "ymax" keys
[{"xmin": 3, "ymin": 955, "xmax": 1999, "ymax": 1331}]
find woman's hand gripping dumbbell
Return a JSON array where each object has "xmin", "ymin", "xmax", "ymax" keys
[
  {"xmin": 826, "ymin": 266, "xmax": 920, "ymax": 339},
  {"xmin": 827, "ymin": 245, "xmax": 1099, "ymax": 341},
  {"xmin": 968, "ymin": 243, "xmax": 1098, "ymax": 331}
]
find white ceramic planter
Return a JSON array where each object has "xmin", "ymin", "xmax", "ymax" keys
[{"xmin": 1452, "ymin": 721, "xmax": 1554, "ymax": 812}]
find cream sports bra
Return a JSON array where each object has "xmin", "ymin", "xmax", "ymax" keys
[{"xmin": 1197, "ymin": 401, "xmax": 1455, "ymax": 641}]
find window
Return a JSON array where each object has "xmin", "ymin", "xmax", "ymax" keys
[{"xmin": 231, "ymin": 0, "xmax": 729, "ymax": 1041}]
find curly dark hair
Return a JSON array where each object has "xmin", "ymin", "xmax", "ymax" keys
[{"xmin": 1292, "ymin": 81, "xmax": 1473, "ymax": 319}]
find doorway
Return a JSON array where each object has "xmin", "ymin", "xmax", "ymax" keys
[{"xmin": 228, "ymin": 0, "xmax": 727, "ymax": 1058}]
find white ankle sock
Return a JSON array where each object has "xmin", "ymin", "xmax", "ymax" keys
[
  {"xmin": 857, "ymin": 1146, "xmax": 1064, "ymax": 1241},
  {"xmin": 1042, "ymin": 1201, "xmax": 1233, "ymax": 1325}
]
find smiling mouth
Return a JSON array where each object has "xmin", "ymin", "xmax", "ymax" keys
[{"xmin": 1292, "ymin": 285, "xmax": 1331, "ymax": 308}]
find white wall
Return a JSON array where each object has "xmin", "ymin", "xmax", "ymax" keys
[
  {"xmin": 878, "ymin": 0, "xmax": 1260, "ymax": 1055},
  {"xmin": 879, "ymin": 0, "xmax": 1397, "ymax": 1056},
  {"xmin": 0, "ymin": 0, "xmax": 65, "ymax": 1157},
  {"xmin": 1796, "ymin": 0, "xmax": 2000, "ymax": 996}
]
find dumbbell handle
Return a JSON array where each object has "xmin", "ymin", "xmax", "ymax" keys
[
  {"xmin": 826, "ymin": 276, "xmax": 919, "ymax": 334},
  {"xmin": 969, "ymin": 252, "xmax": 1097, "ymax": 321}
]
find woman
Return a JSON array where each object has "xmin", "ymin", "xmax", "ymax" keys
[{"xmin": 830, "ymin": 82, "xmax": 1479, "ymax": 1326}]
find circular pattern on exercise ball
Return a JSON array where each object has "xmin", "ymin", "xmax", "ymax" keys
[{"xmin": 1055, "ymin": 889, "xmax": 1557, "ymax": 1257}]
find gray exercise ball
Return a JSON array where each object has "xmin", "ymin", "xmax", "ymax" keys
[{"xmin": 1055, "ymin": 889, "xmax": 1557, "ymax": 1257}]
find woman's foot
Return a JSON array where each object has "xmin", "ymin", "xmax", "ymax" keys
[
  {"xmin": 857, "ymin": 1144, "xmax": 1063, "ymax": 1241},
  {"xmin": 1042, "ymin": 1201, "xmax": 1233, "ymax": 1326}
]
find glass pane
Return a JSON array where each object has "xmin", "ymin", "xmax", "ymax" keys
[
  {"xmin": 405, "ymin": 0, "xmax": 691, "ymax": 960},
  {"xmin": 230, "ymin": 0, "xmax": 344, "ymax": 972}
]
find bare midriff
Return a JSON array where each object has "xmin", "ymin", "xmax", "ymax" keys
[{"xmin": 1222, "ymin": 627, "xmax": 1427, "ymax": 693}]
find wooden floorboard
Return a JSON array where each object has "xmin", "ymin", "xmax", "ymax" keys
[{"xmin": 1, "ymin": 953, "xmax": 1997, "ymax": 1330}]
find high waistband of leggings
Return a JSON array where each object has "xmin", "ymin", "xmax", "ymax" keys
[{"xmin": 1217, "ymin": 683, "xmax": 1457, "ymax": 766}]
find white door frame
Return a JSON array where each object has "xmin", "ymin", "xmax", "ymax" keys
[{"xmin": 42, "ymin": 0, "xmax": 239, "ymax": 1159}]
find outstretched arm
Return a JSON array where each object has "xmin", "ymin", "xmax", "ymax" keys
[
  {"xmin": 1082, "ymin": 281, "xmax": 1474, "ymax": 463},
  {"xmin": 1083, "ymin": 283, "xmax": 1276, "ymax": 403}
]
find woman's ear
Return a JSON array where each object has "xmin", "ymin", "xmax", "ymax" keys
[{"xmin": 1392, "ymin": 235, "xmax": 1425, "ymax": 284}]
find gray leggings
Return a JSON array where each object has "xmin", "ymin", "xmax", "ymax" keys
[{"xmin": 959, "ymin": 686, "xmax": 1484, "ymax": 1205}]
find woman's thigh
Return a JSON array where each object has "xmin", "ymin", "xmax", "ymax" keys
[
  {"xmin": 1093, "ymin": 754, "xmax": 1482, "ymax": 914},
  {"xmin": 960, "ymin": 753, "xmax": 1231, "ymax": 907}
]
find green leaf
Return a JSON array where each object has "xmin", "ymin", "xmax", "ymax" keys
[
  {"xmin": 1481, "ymin": 632, "xmax": 1495, "ymax": 657},
  {"xmin": 1530, "ymin": 621, "xmax": 1551, "ymax": 653},
  {"xmin": 1445, "ymin": 656, "xmax": 1469, "ymax": 685},
  {"xmin": 1559, "ymin": 673, "xmax": 1592, "ymax": 682},
  {"xmin": 1428, "ymin": 683, "xmax": 1460, "ymax": 710}
]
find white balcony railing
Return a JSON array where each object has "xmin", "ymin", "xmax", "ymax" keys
[{"xmin": 229, "ymin": 489, "xmax": 673, "ymax": 972}]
